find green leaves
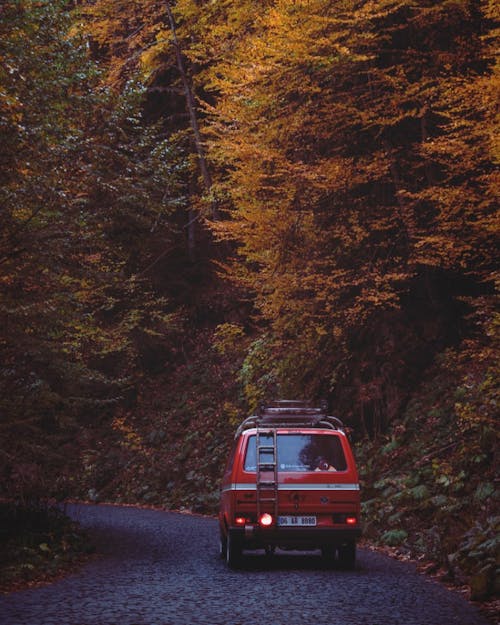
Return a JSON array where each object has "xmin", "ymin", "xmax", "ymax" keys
[
  {"xmin": 0, "ymin": 502, "xmax": 90, "ymax": 592},
  {"xmin": 0, "ymin": 1, "xmax": 189, "ymax": 504},
  {"xmin": 357, "ymin": 333, "xmax": 498, "ymax": 598},
  {"xmin": 381, "ymin": 529, "xmax": 408, "ymax": 547}
]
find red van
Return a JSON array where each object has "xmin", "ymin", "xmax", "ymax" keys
[{"xmin": 219, "ymin": 401, "xmax": 361, "ymax": 568}]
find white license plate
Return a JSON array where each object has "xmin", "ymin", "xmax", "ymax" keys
[{"xmin": 278, "ymin": 516, "xmax": 317, "ymax": 527}]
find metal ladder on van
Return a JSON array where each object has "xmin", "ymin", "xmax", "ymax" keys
[{"xmin": 256, "ymin": 428, "xmax": 279, "ymax": 522}]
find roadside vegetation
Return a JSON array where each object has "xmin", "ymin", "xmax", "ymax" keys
[
  {"xmin": 359, "ymin": 332, "xmax": 498, "ymax": 601},
  {"xmin": 0, "ymin": 503, "xmax": 92, "ymax": 593},
  {"xmin": 1, "ymin": 0, "xmax": 497, "ymax": 602}
]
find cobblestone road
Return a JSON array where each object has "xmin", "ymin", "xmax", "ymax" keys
[{"xmin": 0, "ymin": 504, "xmax": 492, "ymax": 625}]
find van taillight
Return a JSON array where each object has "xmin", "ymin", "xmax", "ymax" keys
[
  {"xmin": 333, "ymin": 514, "xmax": 358, "ymax": 525},
  {"xmin": 259, "ymin": 513, "xmax": 273, "ymax": 527},
  {"xmin": 235, "ymin": 516, "xmax": 247, "ymax": 525}
]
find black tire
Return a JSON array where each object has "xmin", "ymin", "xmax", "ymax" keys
[
  {"xmin": 265, "ymin": 545, "xmax": 276, "ymax": 557},
  {"xmin": 226, "ymin": 532, "xmax": 242, "ymax": 568},
  {"xmin": 338, "ymin": 540, "xmax": 356, "ymax": 569},
  {"xmin": 219, "ymin": 531, "xmax": 227, "ymax": 559},
  {"xmin": 321, "ymin": 545, "xmax": 336, "ymax": 560}
]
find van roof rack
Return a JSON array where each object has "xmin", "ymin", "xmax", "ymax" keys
[{"xmin": 234, "ymin": 400, "xmax": 345, "ymax": 438}]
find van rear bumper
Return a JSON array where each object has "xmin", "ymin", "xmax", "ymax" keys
[{"xmin": 229, "ymin": 525, "xmax": 361, "ymax": 550}]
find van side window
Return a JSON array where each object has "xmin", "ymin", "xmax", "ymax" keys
[
  {"xmin": 244, "ymin": 434, "xmax": 347, "ymax": 472},
  {"xmin": 224, "ymin": 440, "xmax": 239, "ymax": 478}
]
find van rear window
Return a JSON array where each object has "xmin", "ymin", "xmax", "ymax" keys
[{"xmin": 244, "ymin": 434, "xmax": 347, "ymax": 472}]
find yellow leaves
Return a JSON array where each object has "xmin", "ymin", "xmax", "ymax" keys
[
  {"xmin": 212, "ymin": 323, "xmax": 246, "ymax": 356},
  {"xmin": 139, "ymin": 28, "xmax": 172, "ymax": 79},
  {"xmin": 413, "ymin": 235, "xmax": 470, "ymax": 269},
  {"xmin": 11, "ymin": 206, "xmax": 33, "ymax": 222},
  {"xmin": 84, "ymin": 253, "xmax": 102, "ymax": 265},
  {"xmin": 112, "ymin": 414, "xmax": 145, "ymax": 452},
  {"xmin": 0, "ymin": 90, "xmax": 24, "ymax": 124},
  {"xmin": 139, "ymin": 48, "xmax": 162, "ymax": 79},
  {"xmin": 167, "ymin": 0, "xmax": 500, "ymax": 399},
  {"xmin": 80, "ymin": 0, "xmax": 167, "ymax": 85}
]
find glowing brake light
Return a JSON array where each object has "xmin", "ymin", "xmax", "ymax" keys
[
  {"xmin": 235, "ymin": 516, "xmax": 247, "ymax": 525},
  {"xmin": 346, "ymin": 516, "xmax": 357, "ymax": 525},
  {"xmin": 259, "ymin": 513, "xmax": 273, "ymax": 527}
]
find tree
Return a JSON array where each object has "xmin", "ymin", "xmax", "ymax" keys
[
  {"xmin": 0, "ymin": 0, "xmax": 185, "ymax": 502},
  {"xmin": 174, "ymin": 0, "xmax": 498, "ymax": 427}
]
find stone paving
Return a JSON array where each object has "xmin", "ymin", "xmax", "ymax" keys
[{"xmin": 0, "ymin": 504, "xmax": 492, "ymax": 625}]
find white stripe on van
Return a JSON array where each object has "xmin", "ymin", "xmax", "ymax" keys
[{"xmin": 222, "ymin": 483, "xmax": 360, "ymax": 492}]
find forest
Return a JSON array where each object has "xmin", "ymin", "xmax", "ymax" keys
[{"xmin": 0, "ymin": 0, "xmax": 498, "ymax": 603}]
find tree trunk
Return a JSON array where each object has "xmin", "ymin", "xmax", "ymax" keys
[{"xmin": 165, "ymin": 2, "xmax": 219, "ymax": 228}]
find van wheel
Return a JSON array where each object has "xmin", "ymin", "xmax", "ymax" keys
[
  {"xmin": 338, "ymin": 541, "xmax": 356, "ymax": 568},
  {"xmin": 265, "ymin": 545, "xmax": 275, "ymax": 557},
  {"xmin": 321, "ymin": 545, "xmax": 336, "ymax": 560},
  {"xmin": 219, "ymin": 532, "xmax": 227, "ymax": 559},
  {"xmin": 321, "ymin": 545, "xmax": 337, "ymax": 568},
  {"xmin": 226, "ymin": 532, "xmax": 242, "ymax": 568}
]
